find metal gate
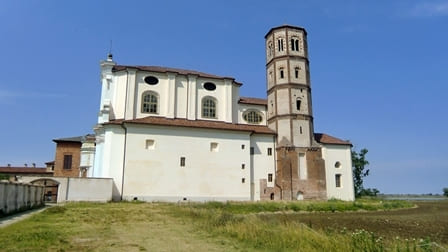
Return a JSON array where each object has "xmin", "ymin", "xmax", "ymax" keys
[{"xmin": 31, "ymin": 179, "xmax": 59, "ymax": 203}]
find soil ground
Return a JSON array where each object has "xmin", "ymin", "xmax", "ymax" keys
[{"xmin": 270, "ymin": 201, "xmax": 448, "ymax": 244}]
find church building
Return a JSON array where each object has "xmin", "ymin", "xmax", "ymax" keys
[{"xmin": 92, "ymin": 25, "xmax": 355, "ymax": 202}]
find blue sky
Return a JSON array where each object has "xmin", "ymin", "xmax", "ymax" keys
[{"xmin": 1, "ymin": 0, "xmax": 447, "ymax": 194}]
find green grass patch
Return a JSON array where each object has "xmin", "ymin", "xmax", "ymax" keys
[
  {"xmin": 181, "ymin": 198, "xmax": 413, "ymax": 214},
  {"xmin": 0, "ymin": 200, "xmax": 444, "ymax": 252},
  {"xmin": 165, "ymin": 200, "xmax": 441, "ymax": 252}
]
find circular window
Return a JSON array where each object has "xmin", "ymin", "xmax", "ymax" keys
[
  {"xmin": 335, "ymin": 161, "xmax": 341, "ymax": 168},
  {"xmin": 144, "ymin": 76, "xmax": 159, "ymax": 85},
  {"xmin": 203, "ymin": 82, "xmax": 216, "ymax": 91},
  {"xmin": 243, "ymin": 110, "xmax": 263, "ymax": 124}
]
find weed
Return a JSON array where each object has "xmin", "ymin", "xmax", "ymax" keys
[{"xmin": 45, "ymin": 205, "xmax": 67, "ymax": 214}]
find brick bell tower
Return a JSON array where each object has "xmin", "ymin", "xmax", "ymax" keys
[{"xmin": 265, "ymin": 25, "xmax": 326, "ymax": 200}]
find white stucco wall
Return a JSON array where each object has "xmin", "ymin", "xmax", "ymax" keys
[
  {"xmin": 250, "ymin": 134, "xmax": 276, "ymax": 200},
  {"xmin": 237, "ymin": 104, "xmax": 267, "ymax": 125},
  {"xmin": 121, "ymin": 124, "xmax": 253, "ymax": 201},
  {"xmin": 101, "ymin": 67, "xmax": 242, "ymax": 124},
  {"xmin": 322, "ymin": 144, "xmax": 355, "ymax": 201},
  {"xmin": 64, "ymin": 178, "xmax": 113, "ymax": 202},
  {"xmin": 103, "ymin": 126, "xmax": 125, "ymax": 200}
]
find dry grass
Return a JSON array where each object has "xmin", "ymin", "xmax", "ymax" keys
[
  {"xmin": 0, "ymin": 202, "xmax": 246, "ymax": 251},
  {"xmin": 0, "ymin": 200, "xmax": 446, "ymax": 251}
]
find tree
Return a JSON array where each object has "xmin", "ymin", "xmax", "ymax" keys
[
  {"xmin": 359, "ymin": 188, "xmax": 380, "ymax": 197},
  {"xmin": 443, "ymin": 188, "xmax": 448, "ymax": 197},
  {"xmin": 352, "ymin": 148, "xmax": 369, "ymax": 197}
]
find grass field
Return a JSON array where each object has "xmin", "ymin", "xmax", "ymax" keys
[{"xmin": 0, "ymin": 200, "xmax": 446, "ymax": 251}]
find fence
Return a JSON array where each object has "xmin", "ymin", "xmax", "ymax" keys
[{"xmin": 0, "ymin": 181, "xmax": 44, "ymax": 216}]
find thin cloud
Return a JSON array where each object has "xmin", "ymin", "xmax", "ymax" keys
[{"xmin": 407, "ymin": 2, "xmax": 448, "ymax": 17}]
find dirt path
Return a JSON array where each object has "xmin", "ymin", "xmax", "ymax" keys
[
  {"xmin": 104, "ymin": 211, "xmax": 245, "ymax": 252},
  {"xmin": 64, "ymin": 204, "xmax": 249, "ymax": 252}
]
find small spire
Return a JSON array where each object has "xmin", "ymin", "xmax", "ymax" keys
[{"xmin": 107, "ymin": 40, "xmax": 113, "ymax": 61}]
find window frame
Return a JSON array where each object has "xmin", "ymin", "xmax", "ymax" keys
[
  {"xmin": 141, "ymin": 91, "xmax": 159, "ymax": 114},
  {"xmin": 63, "ymin": 154, "xmax": 72, "ymax": 170},
  {"xmin": 243, "ymin": 110, "xmax": 263, "ymax": 124},
  {"xmin": 202, "ymin": 96, "xmax": 217, "ymax": 119},
  {"xmin": 335, "ymin": 174, "xmax": 342, "ymax": 188}
]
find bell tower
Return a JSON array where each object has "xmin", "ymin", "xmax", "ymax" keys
[
  {"xmin": 265, "ymin": 25, "xmax": 326, "ymax": 200},
  {"xmin": 265, "ymin": 25, "xmax": 314, "ymax": 147}
]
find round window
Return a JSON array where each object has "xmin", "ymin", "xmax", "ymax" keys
[
  {"xmin": 335, "ymin": 161, "xmax": 341, "ymax": 168},
  {"xmin": 243, "ymin": 110, "xmax": 263, "ymax": 124},
  {"xmin": 144, "ymin": 76, "xmax": 159, "ymax": 85},
  {"xmin": 203, "ymin": 82, "xmax": 216, "ymax": 91}
]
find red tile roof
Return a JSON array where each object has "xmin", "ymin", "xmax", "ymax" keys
[
  {"xmin": 314, "ymin": 133, "xmax": 352, "ymax": 146},
  {"xmin": 113, "ymin": 65, "xmax": 242, "ymax": 85},
  {"xmin": 106, "ymin": 117, "xmax": 276, "ymax": 135},
  {"xmin": 238, "ymin": 97, "xmax": 268, "ymax": 106},
  {"xmin": 0, "ymin": 167, "xmax": 52, "ymax": 175}
]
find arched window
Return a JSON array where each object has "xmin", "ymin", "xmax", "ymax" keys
[
  {"xmin": 243, "ymin": 110, "xmax": 263, "ymax": 124},
  {"xmin": 202, "ymin": 97, "xmax": 217, "ymax": 118},
  {"xmin": 296, "ymin": 99, "xmax": 301, "ymax": 110},
  {"xmin": 268, "ymin": 41, "xmax": 273, "ymax": 57},
  {"xmin": 291, "ymin": 38, "xmax": 300, "ymax": 51},
  {"xmin": 142, "ymin": 91, "xmax": 158, "ymax": 114},
  {"xmin": 277, "ymin": 38, "xmax": 284, "ymax": 51},
  {"xmin": 295, "ymin": 66, "xmax": 301, "ymax": 78}
]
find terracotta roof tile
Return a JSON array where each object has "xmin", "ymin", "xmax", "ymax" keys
[
  {"xmin": 107, "ymin": 117, "xmax": 276, "ymax": 135},
  {"xmin": 238, "ymin": 97, "xmax": 267, "ymax": 106},
  {"xmin": 113, "ymin": 65, "xmax": 242, "ymax": 85},
  {"xmin": 314, "ymin": 133, "xmax": 351, "ymax": 146},
  {"xmin": 0, "ymin": 167, "xmax": 51, "ymax": 174}
]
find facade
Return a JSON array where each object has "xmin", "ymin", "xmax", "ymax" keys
[
  {"xmin": 52, "ymin": 135, "xmax": 96, "ymax": 178},
  {"xmin": 93, "ymin": 25, "xmax": 355, "ymax": 201}
]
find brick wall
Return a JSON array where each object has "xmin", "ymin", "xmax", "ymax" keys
[
  {"xmin": 274, "ymin": 147, "xmax": 327, "ymax": 200},
  {"xmin": 54, "ymin": 142, "xmax": 82, "ymax": 177}
]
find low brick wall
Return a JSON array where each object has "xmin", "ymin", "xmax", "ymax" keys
[{"xmin": 0, "ymin": 181, "xmax": 44, "ymax": 216}]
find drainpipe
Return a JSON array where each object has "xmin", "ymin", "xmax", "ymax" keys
[
  {"xmin": 120, "ymin": 123, "xmax": 128, "ymax": 201},
  {"xmin": 119, "ymin": 69, "xmax": 130, "ymax": 201}
]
